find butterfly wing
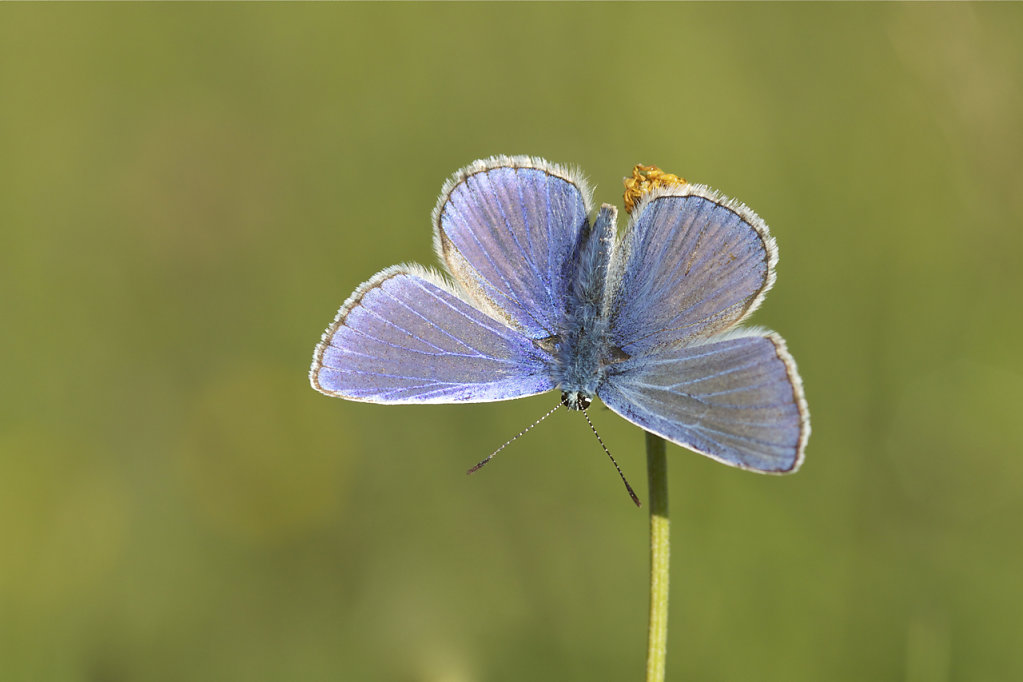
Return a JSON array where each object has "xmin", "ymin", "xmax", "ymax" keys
[
  {"xmin": 310, "ymin": 266, "xmax": 555, "ymax": 404},
  {"xmin": 433, "ymin": 156, "xmax": 593, "ymax": 338},
  {"xmin": 598, "ymin": 331, "xmax": 809, "ymax": 472},
  {"xmin": 601, "ymin": 184, "xmax": 808, "ymax": 471},
  {"xmin": 606, "ymin": 184, "xmax": 776, "ymax": 355}
]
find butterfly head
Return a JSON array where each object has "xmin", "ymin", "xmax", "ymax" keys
[{"xmin": 561, "ymin": 391, "xmax": 592, "ymax": 411}]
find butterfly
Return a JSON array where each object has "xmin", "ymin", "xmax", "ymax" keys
[{"xmin": 310, "ymin": 156, "xmax": 809, "ymax": 489}]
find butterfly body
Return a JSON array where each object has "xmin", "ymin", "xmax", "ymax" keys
[
  {"xmin": 552, "ymin": 204, "xmax": 621, "ymax": 411},
  {"xmin": 312, "ymin": 156, "xmax": 809, "ymax": 474}
]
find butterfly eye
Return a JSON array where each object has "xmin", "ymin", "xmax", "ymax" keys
[{"xmin": 561, "ymin": 391, "xmax": 591, "ymax": 410}]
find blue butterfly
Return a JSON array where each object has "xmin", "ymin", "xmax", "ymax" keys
[{"xmin": 310, "ymin": 156, "xmax": 809, "ymax": 485}]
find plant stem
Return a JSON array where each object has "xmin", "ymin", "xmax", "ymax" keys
[{"xmin": 645, "ymin": 431, "xmax": 670, "ymax": 682}]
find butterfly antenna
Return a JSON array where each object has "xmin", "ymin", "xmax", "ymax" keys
[
  {"xmin": 582, "ymin": 407, "xmax": 642, "ymax": 507},
  {"xmin": 467, "ymin": 400, "xmax": 565, "ymax": 475}
]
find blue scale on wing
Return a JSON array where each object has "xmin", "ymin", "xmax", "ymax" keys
[
  {"xmin": 599, "ymin": 188, "xmax": 806, "ymax": 473},
  {"xmin": 608, "ymin": 193, "xmax": 774, "ymax": 355},
  {"xmin": 600, "ymin": 333, "xmax": 804, "ymax": 472},
  {"xmin": 314, "ymin": 271, "xmax": 554, "ymax": 404},
  {"xmin": 437, "ymin": 166, "xmax": 589, "ymax": 338}
]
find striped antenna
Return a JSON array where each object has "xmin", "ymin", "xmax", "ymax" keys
[
  {"xmin": 467, "ymin": 400, "xmax": 565, "ymax": 475},
  {"xmin": 582, "ymin": 407, "xmax": 641, "ymax": 507}
]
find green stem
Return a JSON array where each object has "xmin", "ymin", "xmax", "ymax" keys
[{"xmin": 645, "ymin": 431, "xmax": 670, "ymax": 682}]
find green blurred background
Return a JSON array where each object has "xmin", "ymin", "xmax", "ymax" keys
[{"xmin": 2, "ymin": 4, "xmax": 1021, "ymax": 681}]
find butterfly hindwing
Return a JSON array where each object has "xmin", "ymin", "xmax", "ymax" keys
[
  {"xmin": 433, "ymin": 156, "xmax": 593, "ymax": 339},
  {"xmin": 606, "ymin": 185, "xmax": 777, "ymax": 356}
]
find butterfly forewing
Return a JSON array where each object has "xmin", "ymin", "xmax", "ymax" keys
[
  {"xmin": 599, "ymin": 331, "xmax": 808, "ymax": 472},
  {"xmin": 310, "ymin": 267, "xmax": 555, "ymax": 404}
]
